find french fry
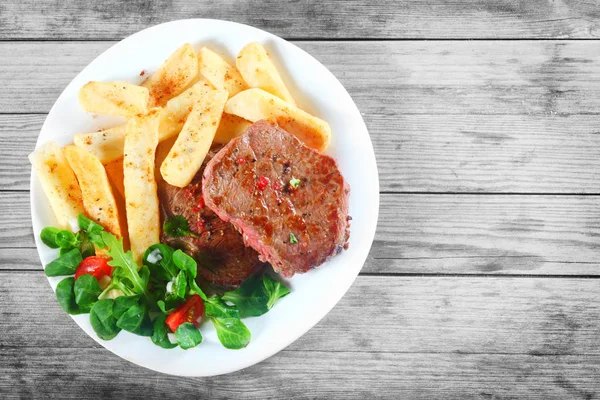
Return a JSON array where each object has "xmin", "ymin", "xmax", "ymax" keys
[
  {"xmin": 123, "ymin": 109, "xmax": 161, "ymax": 263},
  {"xmin": 63, "ymin": 145, "xmax": 123, "ymax": 238},
  {"xmin": 225, "ymin": 88, "xmax": 331, "ymax": 151},
  {"xmin": 161, "ymin": 90, "xmax": 228, "ymax": 187},
  {"xmin": 236, "ymin": 42, "xmax": 296, "ymax": 105},
  {"xmin": 213, "ymin": 113, "xmax": 252, "ymax": 144},
  {"xmin": 158, "ymin": 80, "xmax": 214, "ymax": 142},
  {"xmin": 28, "ymin": 142, "xmax": 85, "ymax": 231},
  {"xmin": 198, "ymin": 47, "xmax": 248, "ymax": 98},
  {"xmin": 104, "ymin": 158, "xmax": 125, "ymax": 200},
  {"xmin": 142, "ymin": 43, "xmax": 198, "ymax": 107},
  {"xmin": 73, "ymin": 124, "xmax": 127, "ymax": 164},
  {"xmin": 154, "ymin": 135, "xmax": 177, "ymax": 185},
  {"xmin": 78, "ymin": 81, "xmax": 149, "ymax": 117}
]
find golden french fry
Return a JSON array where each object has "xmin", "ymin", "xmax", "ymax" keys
[
  {"xmin": 123, "ymin": 109, "xmax": 161, "ymax": 263},
  {"xmin": 78, "ymin": 81, "xmax": 149, "ymax": 117},
  {"xmin": 73, "ymin": 124, "xmax": 127, "ymax": 164},
  {"xmin": 158, "ymin": 80, "xmax": 214, "ymax": 142},
  {"xmin": 63, "ymin": 145, "xmax": 123, "ymax": 238},
  {"xmin": 161, "ymin": 90, "xmax": 228, "ymax": 187},
  {"xmin": 213, "ymin": 113, "xmax": 252, "ymax": 144},
  {"xmin": 225, "ymin": 88, "xmax": 331, "ymax": 151},
  {"xmin": 104, "ymin": 158, "xmax": 125, "ymax": 200},
  {"xmin": 198, "ymin": 47, "xmax": 247, "ymax": 98},
  {"xmin": 142, "ymin": 43, "xmax": 198, "ymax": 107},
  {"xmin": 236, "ymin": 42, "xmax": 295, "ymax": 105},
  {"xmin": 28, "ymin": 142, "xmax": 85, "ymax": 231},
  {"xmin": 154, "ymin": 135, "xmax": 177, "ymax": 185}
]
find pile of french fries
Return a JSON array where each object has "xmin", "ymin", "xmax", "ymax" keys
[{"xmin": 30, "ymin": 42, "xmax": 332, "ymax": 263}]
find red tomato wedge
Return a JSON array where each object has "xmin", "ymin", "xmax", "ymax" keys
[
  {"xmin": 166, "ymin": 294, "xmax": 205, "ymax": 332},
  {"xmin": 74, "ymin": 256, "xmax": 113, "ymax": 280}
]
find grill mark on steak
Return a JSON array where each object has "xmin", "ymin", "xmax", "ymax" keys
[
  {"xmin": 158, "ymin": 147, "xmax": 263, "ymax": 287},
  {"xmin": 202, "ymin": 120, "xmax": 350, "ymax": 278}
]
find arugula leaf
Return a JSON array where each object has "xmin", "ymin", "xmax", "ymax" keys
[
  {"xmin": 101, "ymin": 232, "xmax": 150, "ymax": 301},
  {"xmin": 151, "ymin": 314, "xmax": 177, "ymax": 349},
  {"xmin": 172, "ymin": 250, "xmax": 197, "ymax": 278},
  {"xmin": 222, "ymin": 273, "xmax": 290, "ymax": 318},
  {"xmin": 113, "ymin": 295, "xmax": 141, "ymax": 319},
  {"xmin": 163, "ymin": 215, "xmax": 198, "ymax": 238},
  {"xmin": 55, "ymin": 277, "xmax": 83, "ymax": 315},
  {"xmin": 212, "ymin": 317, "xmax": 251, "ymax": 350},
  {"xmin": 221, "ymin": 274, "xmax": 269, "ymax": 317},
  {"xmin": 73, "ymin": 274, "xmax": 102, "ymax": 312},
  {"xmin": 263, "ymin": 274, "xmax": 291, "ymax": 309},
  {"xmin": 40, "ymin": 227, "xmax": 61, "ymax": 248},
  {"xmin": 174, "ymin": 322, "xmax": 202, "ymax": 349},
  {"xmin": 45, "ymin": 248, "xmax": 83, "ymax": 277},
  {"xmin": 89, "ymin": 299, "xmax": 121, "ymax": 340},
  {"xmin": 205, "ymin": 297, "xmax": 240, "ymax": 319},
  {"xmin": 143, "ymin": 244, "xmax": 177, "ymax": 282}
]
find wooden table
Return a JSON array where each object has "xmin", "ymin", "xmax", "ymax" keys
[{"xmin": 1, "ymin": 1, "xmax": 599, "ymax": 398}]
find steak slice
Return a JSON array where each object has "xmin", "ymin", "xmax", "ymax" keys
[
  {"xmin": 159, "ymin": 148, "xmax": 263, "ymax": 287},
  {"xmin": 202, "ymin": 120, "xmax": 350, "ymax": 277}
]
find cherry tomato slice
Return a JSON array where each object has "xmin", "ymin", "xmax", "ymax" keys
[
  {"xmin": 166, "ymin": 294, "xmax": 205, "ymax": 332},
  {"xmin": 74, "ymin": 256, "xmax": 113, "ymax": 280}
]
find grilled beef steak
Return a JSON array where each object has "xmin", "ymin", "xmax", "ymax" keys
[
  {"xmin": 159, "ymin": 148, "xmax": 263, "ymax": 287},
  {"xmin": 202, "ymin": 120, "xmax": 350, "ymax": 277}
]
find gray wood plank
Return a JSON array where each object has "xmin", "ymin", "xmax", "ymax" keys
[
  {"xmin": 6, "ymin": 193, "xmax": 599, "ymax": 275},
  {"xmin": 1, "ymin": 274, "xmax": 599, "ymax": 398},
  {"xmin": 1, "ymin": 41, "xmax": 599, "ymax": 115},
  {"xmin": 6, "ymin": 113, "xmax": 600, "ymax": 193},
  {"xmin": 1, "ymin": 0, "xmax": 599, "ymax": 40},
  {"xmin": 1, "ymin": 349, "xmax": 598, "ymax": 399},
  {"xmin": 4, "ymin": 273, "xmax": 600, "ymax": 355}
]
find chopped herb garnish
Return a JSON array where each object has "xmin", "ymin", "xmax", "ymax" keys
[
  {"xmin": 289, "ymin": 232, "xmax": 298, "ymax": 244},
  {"xmin": 289, "ymin": 177, "xmax": 301, "ymax": 189},
  {"xmin": 163, "ymin": 215, "xmax": 199, "ymax": 238}
]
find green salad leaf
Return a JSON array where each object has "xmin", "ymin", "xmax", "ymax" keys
[
  {"xmin": 222, "ymin": 273, "xmax": 289, "ymax": 318},
  {"xmin": 73, "ymin": 274, "xmax": 102, "ymax": 312},
  {"xmin": 205, "ymin": 297, "xmax": 240, "ymax": 319},
  {"xmin": 151, "ymin": 314, "xmax": 177, "ymax": 349},
  {"xmin": 113, "ymin": 295, "xmax": 141, "ymax": 319},
  {"xmin": 89, "ymin": 299, "xmax": 120, "ymax": 340},
  {"xmin": 45, "ymin": 248, "xmax": 83, "ymax": 277},
  {"xmin": 56, "ymin": 277, "xmax": 83, "ymax": 315},
  {"xmin": 212, "ymin": 317, "xmax": 251, "ymax": 350},
  {"xmin": 174, "ymin": 322, "xmax": 202, "ymax": 350},
  {"xmin": 40, "ymin": 227, "xmax": 61, "ymax": 248}
]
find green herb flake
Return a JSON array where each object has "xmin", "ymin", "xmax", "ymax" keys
[
  {"xmin": 289, "ymin": 177, "xmax": 301, "ymax": 189},
  {"xmin": 289, "ymin": 232, "xmax": 298, "ymax": 244},
  {"xmin": 163, "ymin": 215, "xmax": 198, "ymax": 238}
]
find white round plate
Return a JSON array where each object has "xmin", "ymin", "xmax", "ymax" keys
[{"xmin": 30, "ymin": 19, "xmax": 379, "ymax": 377}]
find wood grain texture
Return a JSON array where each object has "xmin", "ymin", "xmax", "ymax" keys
[
  {"xmin": 5, "ymin": 193, "xmax": 599, "ymax": 275},
  {"xmin": 3, "ymin": 42, "xmax": 600, "ymax": 193},
  {"xmin": 5, "ymin": 114, "xmax": 600, "ymax": 193},
  {"xmin": 0, "ymin": 0, "xmax": 599, "ymax": 40},
  {"xmin": 2, "ymin": 274, "xmax": 599, "ymax": 398},
  {"xmin": 2, "ymin": 41, "xmax": 600, "ymax": 115}
]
